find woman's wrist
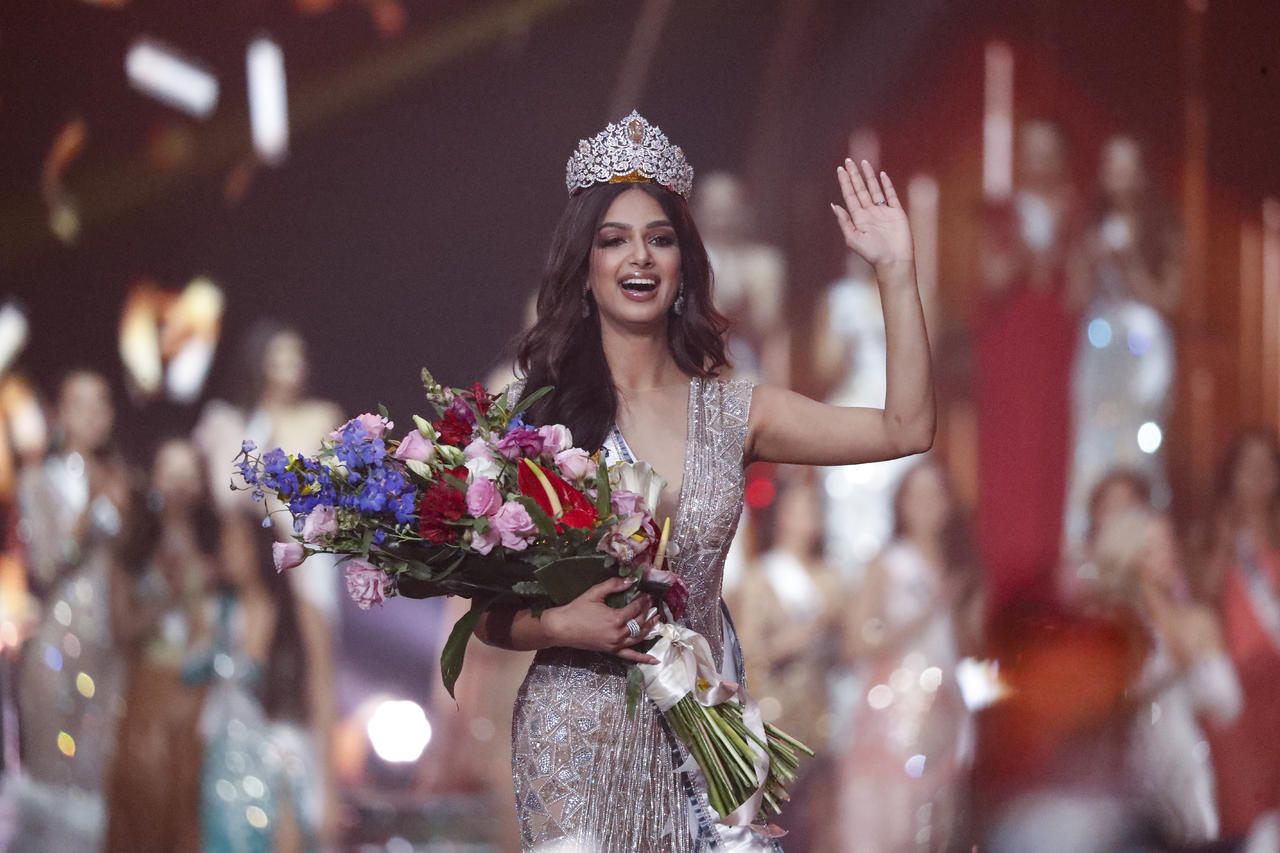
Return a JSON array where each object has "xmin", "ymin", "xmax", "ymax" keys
[
  {"xmin": 874, "ymin": 258, "xmax": 917, "ymax": 287},
  {"xmin": 536, "ymin": 605, "xmax": 566, "ymax": 648}
]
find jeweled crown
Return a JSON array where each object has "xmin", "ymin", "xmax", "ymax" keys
[{"xmin": 565, "ymin": 111, "xmax": 694, "ymax": 198}]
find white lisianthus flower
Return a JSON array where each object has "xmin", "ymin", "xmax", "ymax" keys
[
  {"xmin": 463, "ymin": 437, "xmax": 502, "ymax": 482},
  {"xmin": 608, "ymin": 461, "xmax": 667, "ymax": 516}
]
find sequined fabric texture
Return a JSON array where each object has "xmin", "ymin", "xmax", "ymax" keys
[{"xmin": 511, "ymin": 377, "xmax": 753, "ymax": 852}]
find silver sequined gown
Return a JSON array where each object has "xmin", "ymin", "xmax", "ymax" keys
[{"xmin": 511, "ymin": 377, "xmax": 779, "ymax": 852}]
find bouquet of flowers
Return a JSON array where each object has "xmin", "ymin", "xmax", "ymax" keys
[{"xmin": 235, "ymin": 369, "xmax": 810, "ymax": 823}]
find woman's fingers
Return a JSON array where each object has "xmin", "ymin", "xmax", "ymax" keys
[
  {"xmin": 836, "ymin": 161, "xmax": 856, "ymax": 209},
  {"xmin": 586, "ymin": 575, "xmax": 636, "ymax": 600},
  {"xmin": 845, "ymin": 157, "xmax": 876, "ymax": 208},
  {"xmin": 859, "ymin": 159, "xmax": 886, "ymax": 206},
  {"xmin": 618, "ymin": 606, "xmax": 661, "ymax": 647},
  {"xmin": 881, "ymin": 170, "xmax": 901, "ymax": 208},
  {"xmin": 829, "ymin": 202, "xmax": 858, "ymax": 246},
  {"xmin": 617, "ymin": 647, "xmax": 661, "ymax": 665},
  {"xmin": 617, "ymin": 593, "xmax": 650, "ymax": 623}
]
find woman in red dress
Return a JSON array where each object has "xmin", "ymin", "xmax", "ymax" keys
[{"xmin": 974, "ymin": 121, "xmax": 1082, "ymax": 615}]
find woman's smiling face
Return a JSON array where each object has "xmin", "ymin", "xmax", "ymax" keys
[{"xmin": 586, "ymin": 187, "xmax": 682, "ymax": 331}]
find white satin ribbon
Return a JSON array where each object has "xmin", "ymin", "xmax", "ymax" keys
[{"xmin": 638, "ymin": 623, "xmax": 772, "ymax": 828}]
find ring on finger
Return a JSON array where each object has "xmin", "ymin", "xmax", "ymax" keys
[
  {"xmin": 626, "ymin": 618, "xmax": 642, "ymax": 638},
  {"xmin": 874, "ymin": 198, "xmax": 887, "ymax": 205}
]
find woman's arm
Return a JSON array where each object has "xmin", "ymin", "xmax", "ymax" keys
[
  {"xmin": 748, "ymin": 160, "xmax": 934, "ymax": 466},
  {"xmin": 475, "ymin": 576, "xmax": 661, "ymax": 665}
]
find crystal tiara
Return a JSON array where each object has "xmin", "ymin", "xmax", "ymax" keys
[{"xmin": 564, "ymin": 110, "xmax": 694, "ymax": 199}]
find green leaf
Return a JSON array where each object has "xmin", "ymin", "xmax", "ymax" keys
[
  {"xmin": 441, "ymin": 471, "xmax": 468, "ymax": 492},
  {"xmin": 533, "ymin": 555, "xmax": 615, "ymax": 605},
  {"xmin": 625, "ymin": 663, "xmax": 645, "ymax": 718},
  {"xmin": 509, "ymin": 384, "xmax": 552, "ymax": 418},
  {"xmin": 513, "ymin": 495, "xmax": 558, "ymax": 540},
  {"xmin": 594, "ymin": 456, "xmax": 611, "ymax": 517},
  {"xmin": 434, "ymin": 549, "xmax": 468, "ymax": 580},
  {"xmin": 378, "ymin": 403, "xmax": 391, "ymax": 421},
  {"xmin": 440, "ymin": 598, "xmax": 488, "ymax": 699},
  {"xmin": 511, "ymin": 580, "xmax": 547, "ymax": 597}
]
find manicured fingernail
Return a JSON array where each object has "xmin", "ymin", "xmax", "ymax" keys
[
  {"xmin": 646, "ymin": 607, "xmax": 658, "ymax": 620},
  {"xmin": 625, "ymin": 577, "xmax": 638, "ymax": 585}
]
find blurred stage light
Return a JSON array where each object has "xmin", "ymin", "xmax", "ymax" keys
[
  {"xmin": 119, "ymin": 283, "xmax": 165, "ymax": 397},
  {"xmin": 983, "ymin": 41, "xmax": 1014, "ymax": 202},
  {"xmin": 165, "ymin": 278, "xmax": 225, "ymax": 403},
  {"xmin": 1087, "ymin": 317, "xmax": 1112, "ymax": 348},
  {"xmin": 0, "ymin": 303, "xmax": 30, "ymax": 379},
  {"xmin": 955, "ymin": 657, "xmax": 1012, "ymax": 711},
  {"xmin": 119, "ymin": 277, "xmax": 225, "ymax": 403},
  {"xmin": 247, "ymin": 37, "xmax": 289, "ymax": 164},
  {"xmin": 42, "ymin": 120, "xmax": 88, "ymax": 245},
  {"xmin": 1137, "ymin": 422, "xmax": 1162, "ymax": 454},
  {"xmin": 126, "ymin": 39, "xmax": 219, "ymax": 118},
  {"xmin": 367, "ymin": 699, "xmax": 431, "ymax": 763}
]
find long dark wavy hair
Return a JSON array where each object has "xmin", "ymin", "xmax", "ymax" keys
[{"xmin": 515, "ymin": 181, "xmax": 730, "ymax": 450}]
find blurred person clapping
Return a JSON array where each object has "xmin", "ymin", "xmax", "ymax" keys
[
  {"xmin": 1090, "ymin": 508, "xmax": 1240, "ymax": 844},
  {"xmin": 1193, "ymin": 431, "xmax": 1280, "ymax": 838}
]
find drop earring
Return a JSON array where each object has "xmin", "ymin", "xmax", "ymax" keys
[{"xmin": 672, "ymin": 281, "xmax": 685, "ymax": 315}]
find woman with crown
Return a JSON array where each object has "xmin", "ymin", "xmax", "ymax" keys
[{"xmin": 475, "ymin": 112, "xmax": 934, "ymax": 852}]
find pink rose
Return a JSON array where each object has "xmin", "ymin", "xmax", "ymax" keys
[
  {"xmin": 537, "ymin": 424, "xmax": 574, "ymax": 458},
  {"xmin": 344, "ymin": 558, "xmax": 388, "ymax": 611},
  {"xmin": 490, "ymin": 500, "xmax": 537, "ymax": 551},
  {"xmin": 329, "ymin": 412, "xmax": 393, "ymax": 441},
  {"xmin": 466, "ymin": 478, "xmax": 503, "ymax": 518},
  {"xmin": 610, "ymin": 489, "xmax": 645, "ymax": 518},
  {"xmin": 301, "ymin": 506, "xmax": 337, "ymax": 545},
  {"xmin": 393, "ymin": 429, "xmax": 436, "ymax": 463},
  {"xmin": 272, "ymin": 541, "xmax": 307, "ymax": 572},
  {"xmin": 470, "ymin": 525, "xmax": 501, "ymax": 555},
  {"xmin": 553, "ymin": 447, "xmax": 592, "ymax": 483}
]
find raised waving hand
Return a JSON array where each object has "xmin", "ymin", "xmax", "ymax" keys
[{"xmin": 829, "ymin": 158, "xmax": 914, "ymax": 270}]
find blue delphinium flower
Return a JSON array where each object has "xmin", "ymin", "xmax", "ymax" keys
[
  {"xmin": 262, "ymin": 448, "xmax": 289, "ymax": 476},
  {"xmin": 389, "ymin": 491, "xmax": 416, "ymax": 525}
]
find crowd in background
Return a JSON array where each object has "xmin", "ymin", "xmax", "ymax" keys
[{"xmin": 0, "ymin": 121, "xmax": 1278, "ymax": 853}]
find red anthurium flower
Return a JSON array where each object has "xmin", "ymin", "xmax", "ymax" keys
[{"xmin": 517, "ymin": 459, "xmax": 599, "ymax": 532}]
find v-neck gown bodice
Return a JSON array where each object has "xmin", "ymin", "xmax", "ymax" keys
[{"xmin": 511, "ymin": 376, "xmax": 758, "ymax": 852}]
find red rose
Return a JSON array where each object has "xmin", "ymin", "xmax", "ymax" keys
[
  {"xmin": 417, "ymin": 467, "xmax": 467, "ymax": 544},
  {"xmin": 434, "ymin": 408, "xmax": 472, "ymax": 447}
]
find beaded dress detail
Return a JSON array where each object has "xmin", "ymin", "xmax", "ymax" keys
[{"xmin": 510, "ymin": 377, "xmax": 756, "ymax": 852}]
